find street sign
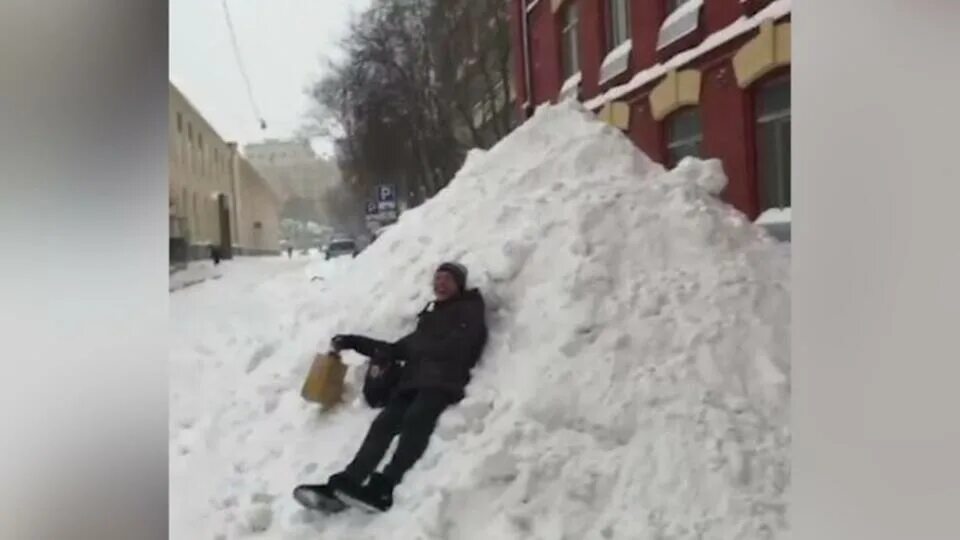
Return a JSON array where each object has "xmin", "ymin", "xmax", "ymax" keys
[
  {"xmin": 377, "ymin": 200, "xmax": 396, "ymax": 212},
  {"xmin": 377, "ymin": 185, "xmax": 395, "ymax": 203}
]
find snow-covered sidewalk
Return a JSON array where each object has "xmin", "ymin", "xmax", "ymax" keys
[{"xmin": 170, "ymin": 261, "xmax": 224, "ymax": 292}]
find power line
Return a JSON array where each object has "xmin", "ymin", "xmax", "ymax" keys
[{"xmin": 221, "ymin": 0, "xmax": 267, "ymax": 130}]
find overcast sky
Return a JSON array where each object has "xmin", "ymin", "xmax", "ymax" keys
[{"xmin": 169, "ymin": 0, "xmax": 371, "ymax": 157}]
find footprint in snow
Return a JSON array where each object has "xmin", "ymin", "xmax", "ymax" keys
[
  {"xmin": 251, "ymin": 492, "xmax": 275, "ymax": 504},
  {"xmin": 263, "ymin": 395, "xmax": 281, "ymax": 415},
  {"xmin": 245, "ymin": 505, "xmax": 273, "ymax": 534},
  {"xmin": 246, "ymin": 341, "xmax": 279, "ymax": 373}
]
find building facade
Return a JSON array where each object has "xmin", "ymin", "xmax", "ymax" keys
[
  {"xmin": 242, "ymin": 139, "xmax": 341, "ymax": 206},
  {"xmin": 231, "ymin": 149, "xmax": 282, "ymax": 255},
  {"xmin": 169, "ymin": 83, "xmax": 281, "ymax": 262},
  {"xmin": 509, "ymin": 0, "xmax": 791, "ymax": 219}
]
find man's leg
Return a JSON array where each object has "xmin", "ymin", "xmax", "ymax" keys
[
  {"xmin": 379, "ymin": 389, "xmax": 456, "ymax": 486},
  {"xmin": 340, "ymin": 391, "xmax": 414, "ymax": 483}
]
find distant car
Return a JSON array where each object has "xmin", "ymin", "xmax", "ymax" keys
[{"xmin": 325, "ymin": 238, "xmax": 358, "ymax": 260}]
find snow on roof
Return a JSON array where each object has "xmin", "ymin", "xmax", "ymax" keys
[{"xmin": 585, "ymin": 0, "xmax": 792, "ymax": 110}]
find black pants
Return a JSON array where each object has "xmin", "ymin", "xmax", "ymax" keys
[{"xmin": 343, "ymin": 388, "xmax": 457, "ymax": 486}]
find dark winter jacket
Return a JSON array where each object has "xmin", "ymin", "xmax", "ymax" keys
[{"xmin": 345, "ymin": 289, "xmax": 488, "ymax": 401}]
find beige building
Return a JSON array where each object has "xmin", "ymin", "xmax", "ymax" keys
[
  {"xmin": 231, "ymin": 150, "xmax": 282, "ymax": 254},
  {"xmin": 169, "ymin": 82, "xmax": 281, "ymax": 261},
  {"xmin": 243, "ymin": 139, "xmax": 341, "ymax": 206}
]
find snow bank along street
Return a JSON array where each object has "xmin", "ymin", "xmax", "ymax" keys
[{"xmin": 169, "ymin": 101, "xmax": 791, "ymax": 539}]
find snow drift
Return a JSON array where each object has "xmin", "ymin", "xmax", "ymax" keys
[{"xmin": 169, "ymin": 101, "xmax": 790, "ymax": 539}]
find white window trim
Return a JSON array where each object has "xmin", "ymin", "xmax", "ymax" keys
[
  {"xmin": 666, "ymin": 109, "xmax": 704, "ymax": 162},
  {"xmin": 758, "ymin": 108, "xmax": 790, "ymax": 124},
  {"xmin": 599, "ymin": 39, "xmax": 632, "ymax": 85},
  {"xmin": 658, "ymin": 0, "xmax": 704, "ymax": 51},
  {"xmin": 668, "ymin": 132, "xmax": 702, "ymax": 151},
  {"xmin": 559, "ymin": 71, "xmax": 582, "ymax": 101}
]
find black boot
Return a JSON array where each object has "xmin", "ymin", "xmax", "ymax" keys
[
  {"xmin": 335, "ymin": 472, "xmax": 396, "ymax": 513},
  {"xmin": 292, "ymin": 472, "xmax": 362, "ymax": 514},
  {"xmin": 292, "ymin": 483, "xmax": 346, "ymax": 513},
  {"xmin": 327, "ymin": 471, "xmax": 363, "ymax": 492}
]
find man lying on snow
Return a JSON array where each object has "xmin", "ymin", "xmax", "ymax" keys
[{"xmin": 295, "ymin": 262, "xmax": 488, "ymax": 513}]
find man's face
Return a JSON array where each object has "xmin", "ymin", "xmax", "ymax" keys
[{"xmin": 433, "ymin": 271, "xmax": 459, "ymax": 302}]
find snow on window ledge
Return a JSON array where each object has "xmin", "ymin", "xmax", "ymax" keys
[
  {"xmin": 558, "ymin": 72, "xmax": 582, "ymax": 101},
  {"xmin": 525, "ymin": 0, "xmax": 542, "ymax": 13},
  {"xmin": 756, "ymin": 207, "xmax": 791, "ymax": 242},
  {"xmin": 599, "ymin": 39, "xmax": 632, "ymax": 85},
  {"xmin": 586, "ymin": 0, "xmax": 791, "ymax": 111},
  {"xmin": 755, "ymin": 207, "xmax": 791, "ymax": 226},
  {"xmin": 658, "ymin": 0, "xmax": 704, "ymax": 50}
]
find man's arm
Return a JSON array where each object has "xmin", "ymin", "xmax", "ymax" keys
[{"xmin": 332, "ymin": 334, "xmax": 399, "ymax": 362}]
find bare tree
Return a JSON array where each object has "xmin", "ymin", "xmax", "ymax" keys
[{"xmin": 303, "ymin": 0, "xmax": 516, "ymax": 220}]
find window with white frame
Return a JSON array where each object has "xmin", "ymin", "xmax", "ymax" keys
[
  {"xmin": 666, "ymin": 107, "xmax": 703, "ymax": 167},
  {"xmin": 755, "ymin": 77, "xmax": 791, "ymax": 210},
  {"xmin": 560, "ymin": 2, "xmax": 580, "ymax": 79},
  {"xmin": 607, "ymin": 0, "xmax": 631, "ymax": 52}
]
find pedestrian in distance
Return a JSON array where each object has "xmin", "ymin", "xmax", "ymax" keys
[{"xmin": 294, "ymin": 262, "xmax": 488, "ymax": 514}]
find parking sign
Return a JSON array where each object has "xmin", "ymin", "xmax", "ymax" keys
[{"xmin": 378, "ymin": 185, "xmax": 395, "ymax": 203}]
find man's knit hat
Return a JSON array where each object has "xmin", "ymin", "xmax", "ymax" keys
[{"xmin": 436, "ymin": 262, "xmax": 468, "ymax": 292}]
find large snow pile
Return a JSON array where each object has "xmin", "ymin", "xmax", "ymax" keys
[{"xmin": 169, "ymin": 101, "xmax": 790, "ymax": 540}]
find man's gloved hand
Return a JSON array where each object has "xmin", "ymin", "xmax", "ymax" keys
[{"xmin": 330, "ymin": 334, "xmax": 358, "ymax": 352}]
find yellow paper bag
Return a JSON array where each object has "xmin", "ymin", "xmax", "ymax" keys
[{"xmin": 300, "ymin": 351, "xmax": 347, "ymax": 408}]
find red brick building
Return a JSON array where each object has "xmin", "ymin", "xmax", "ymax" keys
[{"xmin": 509, "ymin": 0, "xmax": 791, "ymax": 219}]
